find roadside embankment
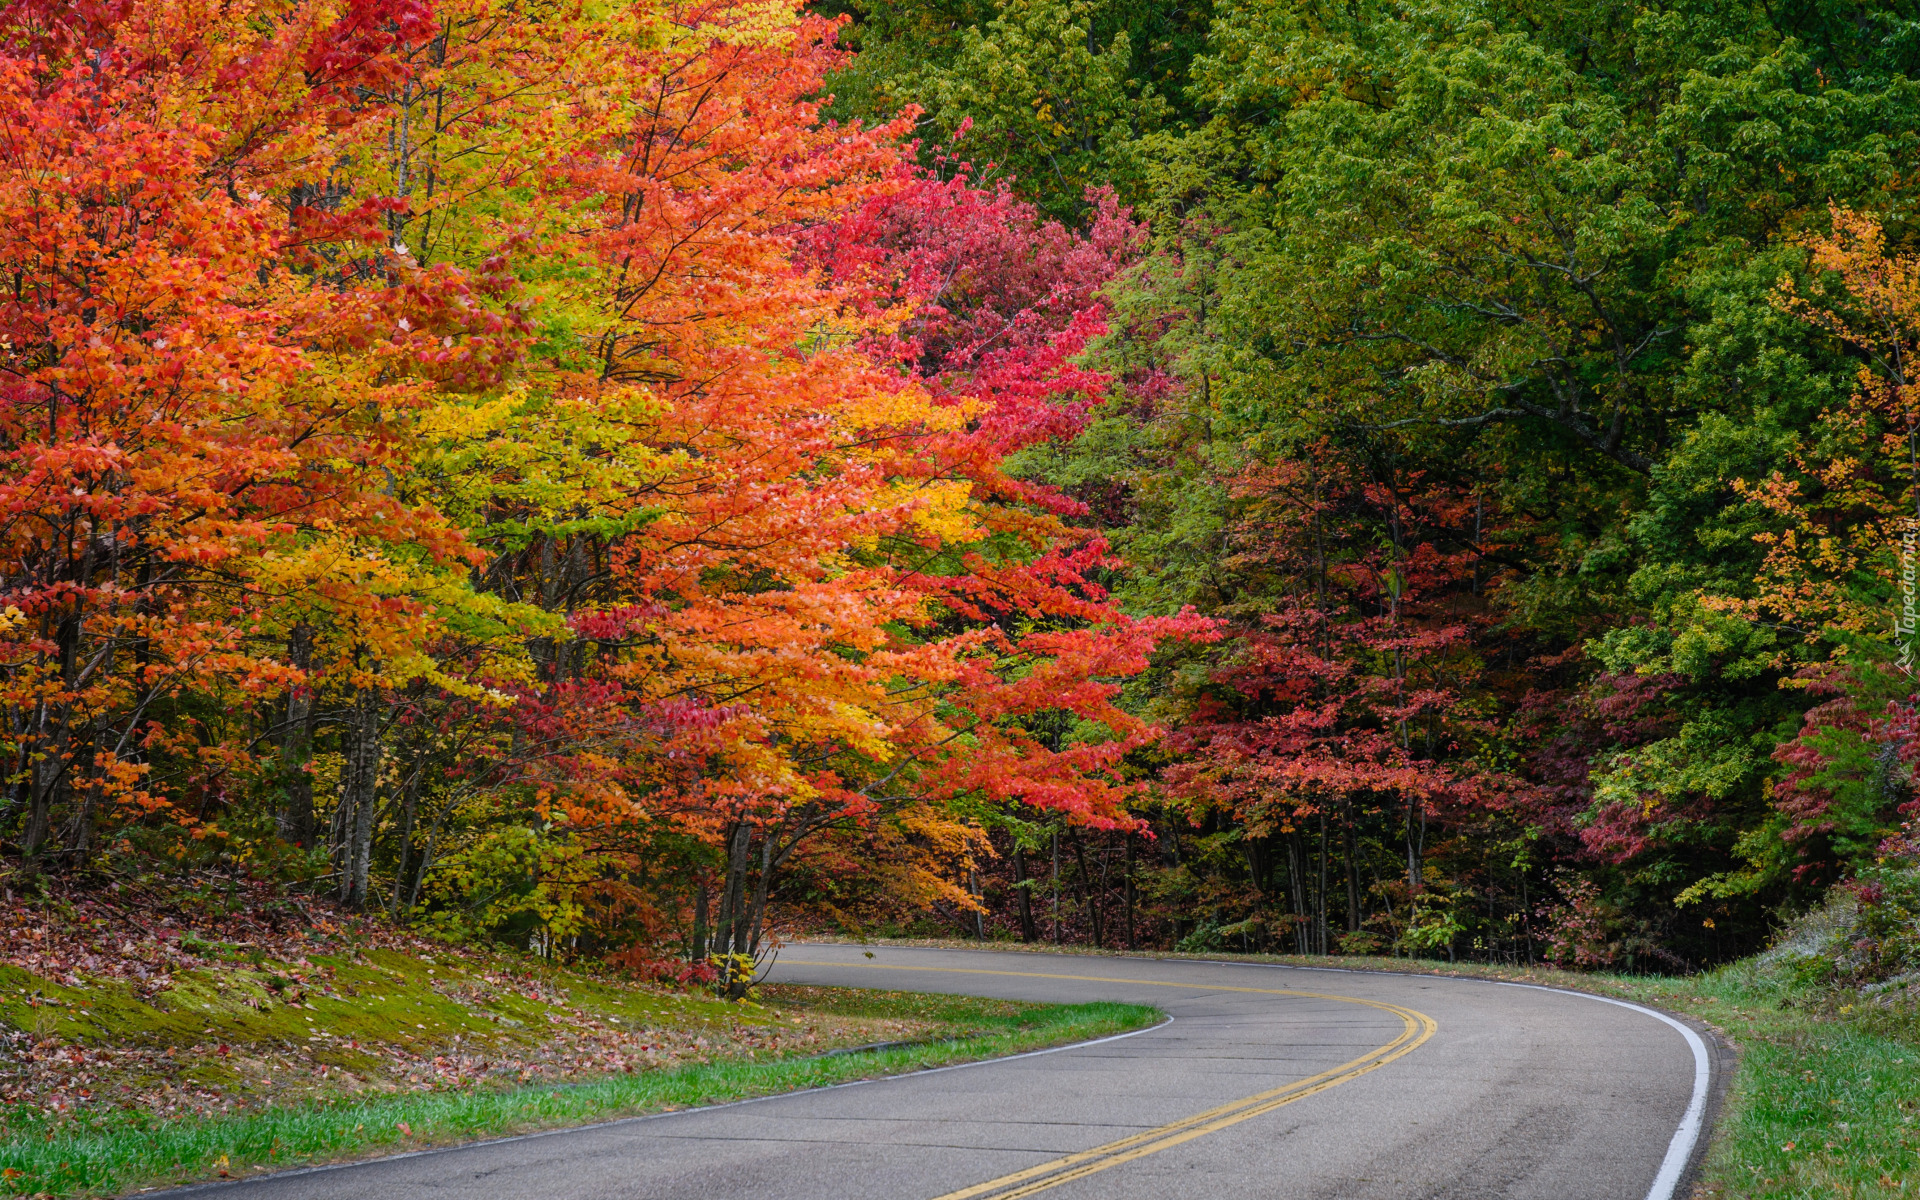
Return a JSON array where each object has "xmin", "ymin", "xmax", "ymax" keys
[{"xmin": 0, "ymin": 888, "xmax": 1157, "ymax": 1198}]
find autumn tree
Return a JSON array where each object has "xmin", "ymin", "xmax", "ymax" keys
[{"xmin": 0, "ymin": 0, "xmax": 515, "ymax": 893}]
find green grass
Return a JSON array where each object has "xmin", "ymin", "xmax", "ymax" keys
[
  {"xmin": 1618, "ymin": 963, "xmax": 1920, "ymax": 1199},
  {"xmin": 0, "ymin": 987, "xmax": 1158, "ymax": 1198}
]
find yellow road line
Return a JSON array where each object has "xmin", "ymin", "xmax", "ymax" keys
[{"xmin": 779, "ymin": 960, "xmax": 1437, "ymax": 1200}]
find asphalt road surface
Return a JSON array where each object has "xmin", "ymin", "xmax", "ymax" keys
[{"xmin": 160, "ymin": 945, "xmax": 1722, "ymax": 1200}]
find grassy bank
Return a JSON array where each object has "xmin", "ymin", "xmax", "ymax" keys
[
  {"xmin": 1, "ymin": 982, "xmax": 1157, "ymax": 1198},
  {"xmin": 0, "ymin": 889, "xmax": 1159, "ymax": 1199},
  {"xmin": 1615, "ymin": 964, "xmax": 1919, "ymax": 1199},
  {"xmin": 816, "ymin": 935, "xmax": 1920, "ymax": 1198}
]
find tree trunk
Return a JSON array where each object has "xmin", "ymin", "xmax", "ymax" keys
[
  {"xmin": 1050, "ymin": 829, "xmax": 1061, "ymax": 944},
  {"xmin": 1519, "ymin": 871, "xmax": 1533, "ymax": 963},
  {"xmin": 1406, "ymin": 794, "xmax": 1421, "ymax": 893},
  {"xmin": 1244, "ymin": 832, "xmax": 1274, "ymax": 946},
  {"xmin": 715, "ymin": 823, "xmax": 750, "ymax": 957},
  {"xmin": 278, "ymin": 625, "xmax": 316, "ymax": 848},
  {"xmin": 1071, "ymin": 836, "xmax": 1103, "ymax": 948},
  {"xmin": 21, "ymin": 697, "xmax": 69, "ymax": 862},
  {"xmin": 390, "ymin": 759, "xmax": 423, "ymax": 914},
  {"xmin": 741, "ymin": 829, "xmax": 777, "ymax": 971},
  {"xmin": 1344, "ymin": 810, "xmax": 1362, "ymax": 934},
  {"xmin": 969, "ymin": 867, "xmax": 986, "ymax": 939},
  {"xmin": 58, "ymin": 750, "xmax": 98, "ymax": 862},
  {"xmin": 1287, "ymin": 831, "xmax": 1307, "ymax": 955},
  {"xmin": 1123, "ymin": 836, "xmax": 1137, "ymax": 949},
  {"xmin": 691, "ymin": 883, "xmax": 710, "ymax": 962},
  {"xmin": 23, "ymin": 606, "xmax": 85, "ymax": 864},
  {"xmin": 338, "ymin": 685, "xmax": 383, "ymax": 908},
  {"xmin": 1011, "ymin": 846, "xmax": 1037, "ymax": 942},
  {"xmin": 1316, "ymin": 809, "xmax": 1330, "ymax": 955},
  {"xmin": 407, "ymin": 795, "xmax": 456, "ymax": 910}
]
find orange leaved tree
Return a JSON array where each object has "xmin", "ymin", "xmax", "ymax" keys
[{"xmin": 0, "ymin": 0, "xmax": 1205, "ymax": 987}]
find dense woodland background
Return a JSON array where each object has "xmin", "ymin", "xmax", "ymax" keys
[{"xmin": 5, "ymin": 0, "xmax": 1920, "ymax": 984}]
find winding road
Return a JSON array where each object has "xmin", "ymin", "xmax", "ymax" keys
[{"xmin": 162, "ymin": 945, "xmax": 1726, "ymax": 1200}]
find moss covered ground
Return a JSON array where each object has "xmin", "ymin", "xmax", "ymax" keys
[
  {"xmin": 0, "ymin": 943, "xmax": 804, "ymax": 1121},
  {"xmin": 0, "ymin": 945, "xmax": 1155, "ymax": 1199},
  {"xmin": 0, "ymin": 893, "xmax": 1158, "ymax": 1198},
  {"xmin": 1, "ymin": 978, "xmax": 1152, "ymax": 1197}
]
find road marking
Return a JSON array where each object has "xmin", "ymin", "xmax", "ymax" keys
[
  {"xmin": 1089, "ymin": 954, "xmax": 1716, "ymax": 1196},
  {"xmin": 1493, "ymin": 982, "xmax": 1711, "ymax": 1200},
  {"xmin": 780, "ymin": 960, "xmax": 1437, "ymax": 1200}
]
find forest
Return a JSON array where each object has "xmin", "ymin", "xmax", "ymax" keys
[{"xmin": 3, "ymin": 0, "xmax": 1920, "ymax": 987}]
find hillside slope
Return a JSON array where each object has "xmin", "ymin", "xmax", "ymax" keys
[{"xmin": 0, "ymin": 881, "xmax": 1154, "ymax": 1197}]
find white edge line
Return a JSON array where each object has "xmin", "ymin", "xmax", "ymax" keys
[
  {"xmin": 1489, "ymin": 981, "xmax": 1711, "ymax": 1200},
  {"xmin": 144, "ymin": 1014, "xmax": 1174, "ymax": 1197}
]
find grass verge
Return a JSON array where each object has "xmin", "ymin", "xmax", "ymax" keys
[
  {"xmin": 816, "ymin": 936, "xmax": 1920, "ymax": 1198},
  {"xmin": 1, "ymin": 986, "xmax": 1157, "ymax": 1199},
  {"xmin": 1621, "ymin": 963, "xmax": 1919, "ymax": 1199}
]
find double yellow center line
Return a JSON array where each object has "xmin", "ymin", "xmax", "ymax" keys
[{"xmin": 780, "ymin": 961, "xmax": 1437, "ymax": 1200}]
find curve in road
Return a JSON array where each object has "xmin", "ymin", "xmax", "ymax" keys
[
  {"xmin": 158, "ymin": 946, "xmax": 1720, "ymax": 1200},
  {"xmin": 880, "ymin": 965, "xmax": 1438, "ymax": 1200}
]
